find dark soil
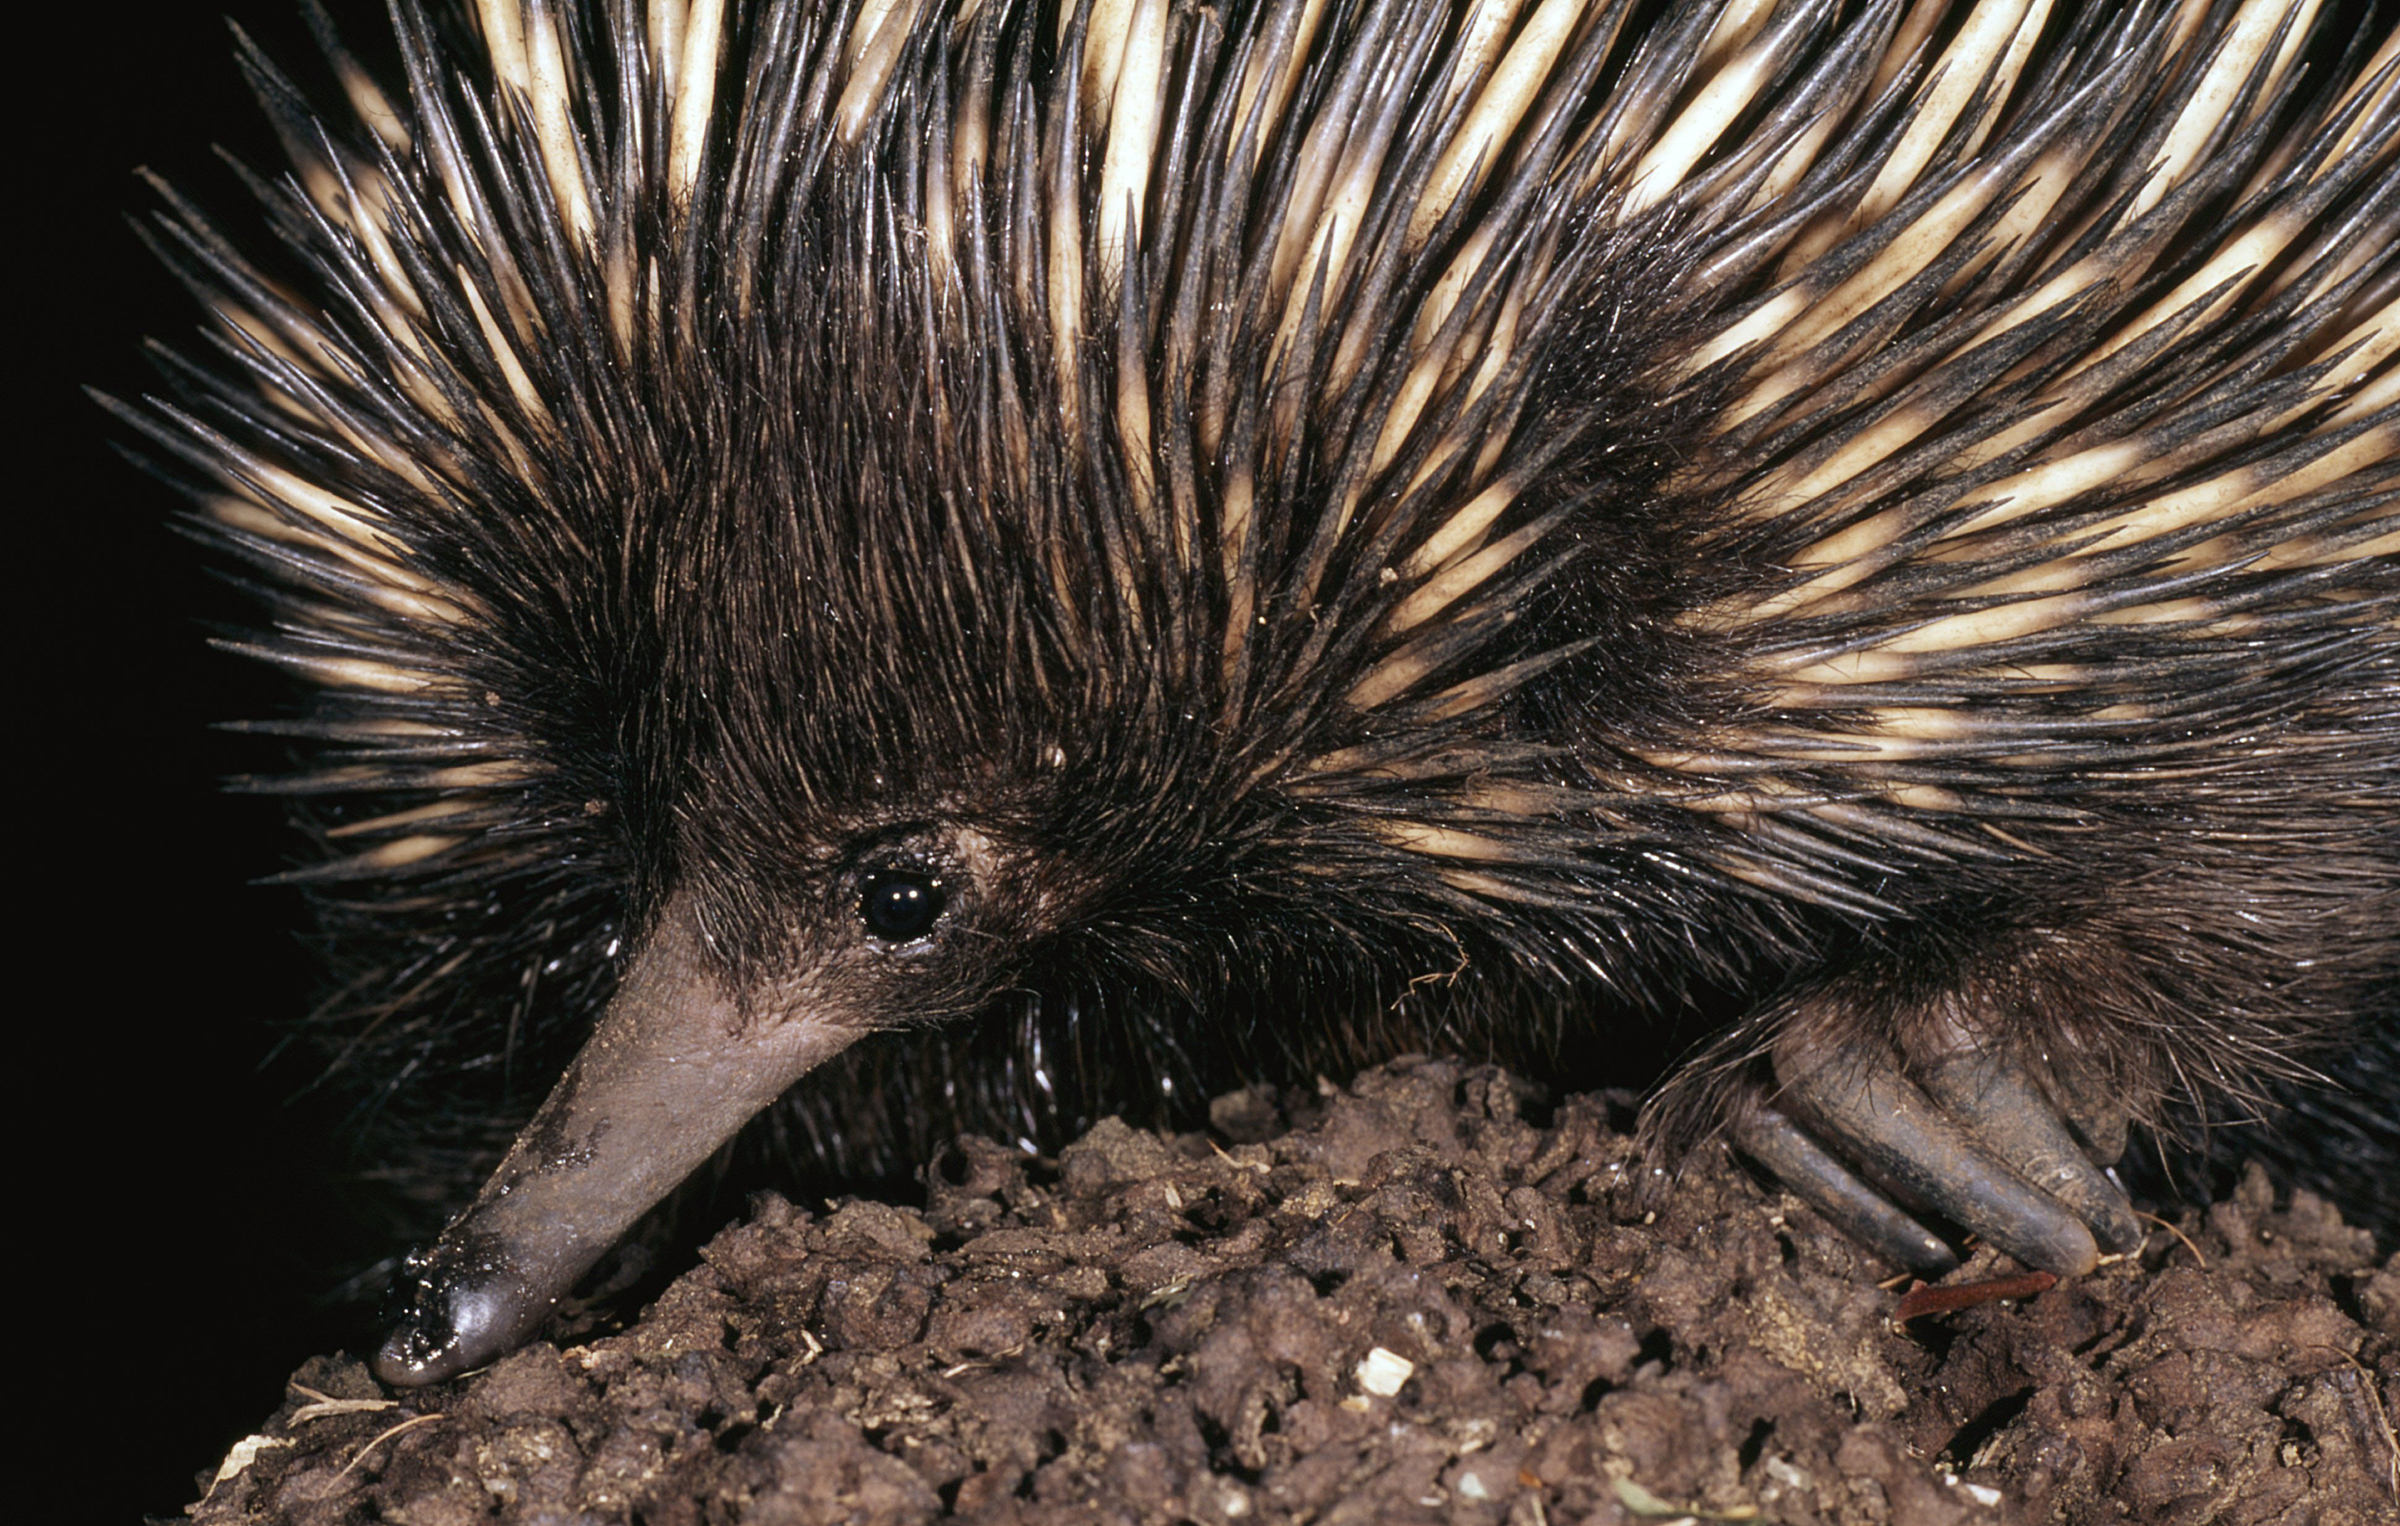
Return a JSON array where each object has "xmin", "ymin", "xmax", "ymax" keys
[{"xmin": 175, "ymin": 1060, "xmax": 2399, "ymax": 1525}]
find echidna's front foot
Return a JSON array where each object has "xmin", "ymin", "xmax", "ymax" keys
[{"xmin": 1735, "ymin": 1020, "xmax": 2142, "ymax": 1277}]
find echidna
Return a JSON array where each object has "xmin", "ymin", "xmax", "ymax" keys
[{"xmin": 114, "ymin": 0, "xmax": 2397, "ymax": 1386}]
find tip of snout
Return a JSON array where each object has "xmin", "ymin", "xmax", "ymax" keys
[
  {"xmin": 373, "ymin": 1317, "xmax": 469, "ymax": 1388},
  {"xmin": 373, "ymin": 1239, "xmax": 553, "ymax": 1387}
]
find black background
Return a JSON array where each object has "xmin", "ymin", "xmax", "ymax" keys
[{"xmin": 29, "ymin": 5, "xmax": 381, "ymax": 1518}]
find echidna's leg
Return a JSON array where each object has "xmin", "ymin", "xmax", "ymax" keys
[{"xmin": 1749, "ymin": 1016, "xmax": 2142, "ymax": 1276}]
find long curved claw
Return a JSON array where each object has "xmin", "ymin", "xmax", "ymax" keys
[
  {"xmin": 1733, "ymin": 1106, "xmax": 1959, "ymax": 1272},
  {"xmin": 1914, "ymin": 1023, "xmax": 2143, "ymax": 1256},
  {"xmin": 1768, "ymin": 1027, "xmax": 2107, "ymax": 1277}
]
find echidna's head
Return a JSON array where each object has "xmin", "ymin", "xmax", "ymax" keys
[
  {"xmin": 601, "ymin": 393, "xmax": 1385, "ymax": 1085},
  {"xmin": 360, "ymin": 201, "xmax": 1620, "ymax": 1380},
  {"xmin": 331, "ymin": 0, "xmax": 1703, "ymax": 1376}
]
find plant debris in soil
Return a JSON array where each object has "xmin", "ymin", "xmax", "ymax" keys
[{"xmin": 178, "ymin": 1058, "xmax": 2400, "ymax": 1525}]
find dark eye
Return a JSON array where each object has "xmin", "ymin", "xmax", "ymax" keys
[{"xmin": 859, "ymin": 871, "xmax": 946, "ymax": 942}]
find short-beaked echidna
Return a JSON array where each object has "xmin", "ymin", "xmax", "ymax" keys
[{"xmin": 114, "ymin": 0, "xmax": 2397, "ymax": 1385}]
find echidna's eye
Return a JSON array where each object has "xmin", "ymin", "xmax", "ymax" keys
[{"xmin": 859, "ymin": 871, "xmax": 947, "ymax": 943}]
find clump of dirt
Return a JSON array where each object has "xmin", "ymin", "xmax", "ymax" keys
[{"xmin": 177, "ymin": 1059, "xmax": 2399, "ymax": 1525}]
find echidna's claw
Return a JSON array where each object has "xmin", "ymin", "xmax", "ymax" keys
[
  {"xmin": 1912, "ymin": 1023, "xmax": 2143, "ymax": 1258},
  {"xmin": 1733, "ymin": 1106, "xmax": 1959, "ymax": 1272},
  {"xmin": 1747, "ymin": 1022, "xmax": 2138, "ymax": 1277}
]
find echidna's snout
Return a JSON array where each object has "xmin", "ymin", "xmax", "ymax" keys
[{"xmin": 374, "ymin": 894, "xmax": 867, "ymax": 1385}]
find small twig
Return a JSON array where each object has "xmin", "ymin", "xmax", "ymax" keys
[
  {"xmin": 2313, "ymin": 1345, "xmax": 2397, "ymax": 1499},
  {"xmin": 286, "ymin": 1382, "xmax": 398, "ymax": 1425},
  {"xmin": 200, "ymin": 1436, "xmax": 290, "ymax": 1501},
  {"xmin": 1892, "ymin": 1271, "xmax": 2057, "ymax": 1325},
  {"xmin": 332, "ymin": 1413, "xmax": 444, "ymax": 1484},
  {"xmin": 1208, "ymin": 1140, "xmax": 1269, "ymax": 1173},
  {"xmin": 2136, "ymin": 1210, "xmax": 2206, "ymax": 1269}
]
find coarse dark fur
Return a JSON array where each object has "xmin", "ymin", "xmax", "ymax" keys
[{"xmin": 114, "ymin": 0, "xmax": 2398, "ymax": 1253}]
